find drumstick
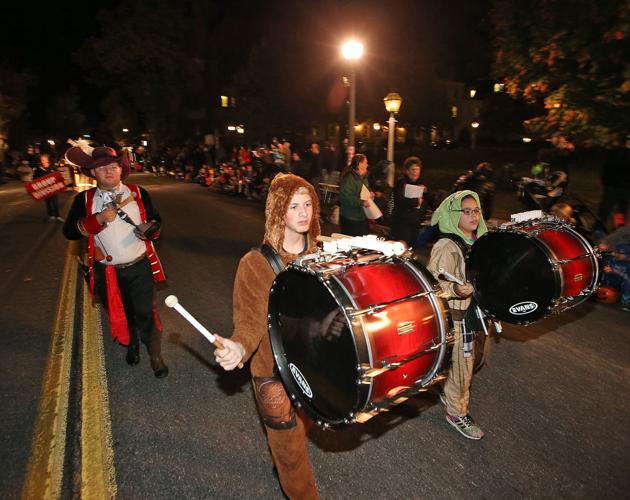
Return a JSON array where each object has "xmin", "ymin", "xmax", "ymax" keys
[
  {"xmin": 438, "ymin": 267, "xmax": 465, "ymax": 286},
  {"xmin": 164, "ymin": 295, "xmax": 243, "ymax": 369},
  {"xmin": 115, "ymin": 192, "xmax": 137, "ymax": 209}
]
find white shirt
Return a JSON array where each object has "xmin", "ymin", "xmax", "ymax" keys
[{"xmin": 91, "ymin": 183, "xmax": 146, "ymax": 265}]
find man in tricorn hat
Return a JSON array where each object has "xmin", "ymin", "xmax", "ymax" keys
[{"xmin": 63, "ymin": 141, "xmax": 168, "ymax": 378}]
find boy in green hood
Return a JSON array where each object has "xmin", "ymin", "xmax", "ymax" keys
[{"xmin": 428, "ymin": 190, "xmax": 488, "ymax": 440}]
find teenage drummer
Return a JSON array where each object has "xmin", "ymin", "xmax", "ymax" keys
[
  {"xmin": 427, "ymin": 190, "xmax": 489, "ymax": 440},
  {"xmin": 213, "ymin": 173, "xmax": 321, "ymax": 499}
]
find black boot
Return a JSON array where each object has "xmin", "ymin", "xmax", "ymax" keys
[
  {"xmin": 126, "ymin": 342, "xmax": 140, "ymax": 366},
  {"xmin": 150, "ymin": 354, "xmax": 169, "ymax": 378},
  {"xmin": 147, "ymin": 340, "xmax": 168, "ymax": 378}
]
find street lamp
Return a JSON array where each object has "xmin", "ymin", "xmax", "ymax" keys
[
  {"xmin": 384, "ymin": 92, "xmax": 403, "ymax": 186},
  {"xmin": 471, "ymin": 121, "xmax": 480, "ymax": 149},
  {"xmin": 341, "ymin": 40, "xmax": 363, "ymax": 149}
]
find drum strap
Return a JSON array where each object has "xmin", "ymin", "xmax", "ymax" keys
[
  {"xmin": 256, "ymin": 244, "xmax": 285, "ymax": 276},
  {"xmin": 438, "ymin": 233, "xmax": 470, "ymax": 258}
]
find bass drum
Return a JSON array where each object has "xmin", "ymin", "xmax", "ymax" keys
[
  {"xmin": 467, "ymin": 219, "xmax": 599, "ymax": 325},
  {"xmin": 269, "ymin": 256, "xmax": 451, "ymax": 427}
]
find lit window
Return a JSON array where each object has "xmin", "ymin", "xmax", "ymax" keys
[
  {"xmin": 451, "ymin": 106, "xmax": 458, "ymax": 118},
  {"xmin": 220, "ymin": 95, "xmax": 229, "ymax": 107},
  {"xmin": 469, "ymin": 89, "xmax": 477, "ymax": 98},
  {"xmin": 493, "ymin": 83, "xmax": 504, "ymax": 93},
  {"xmin": 230, "ymin": 97, "xmax": 237, "ymax": 107}
]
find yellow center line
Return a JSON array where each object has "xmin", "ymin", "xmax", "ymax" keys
[
  {"xmin": 80, "ymin": 282, "xmax": 117, "ymax": 499},
  {"xmin": 21, "ymin": 241, "xmax": 78, "ymax": 499},
  {"xmin": 21, "ymin": 239, "xmax": 118, "ymax": 499}
]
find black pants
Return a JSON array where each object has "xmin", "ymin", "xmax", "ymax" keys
[
  {"xmin": 94, "ymin": 257, "xmax": 160, "ymax": 351},
  {"xmin": 45, "ymin": 195, "xmax": 60, "ymax": 217},
  {"xmin": 340, "ymin": 216, "xmax": 369, "ymax": 236}
]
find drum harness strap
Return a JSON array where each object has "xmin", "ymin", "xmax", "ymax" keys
[
  {"xmin": 252, "ymin": 243, "xmax": 298, "ymax": 430},
  {"xmin": 257, "ymin": 244, "xmax": 285, "ymax": 276},
  {"xmin": 437, "ymin": 233, "xmax": 489, "ymax": 358}
]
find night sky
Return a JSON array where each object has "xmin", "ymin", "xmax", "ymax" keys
[{"xmin": 1, "ymin": 0, "xmax": 491, "ymax": 131}]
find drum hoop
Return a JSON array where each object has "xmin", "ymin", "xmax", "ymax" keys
[
  {"xmin": 470, "ymin": 227, "xmax": 561, "ymax": 324},
  {"xmin": 268, "ymin": 268, "xmax": 370, "ymax": 425},
  {"xmin": 402, "ymin": 258, "xmax": 451, "ymax": 386}
]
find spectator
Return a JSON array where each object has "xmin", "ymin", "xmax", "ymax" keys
[
  {"xmin": 305, "ymin": 142, "xmax": 322, "ymax": 186},
  {"xmin": 33, "ymin": 153, "xmax": 63, "ymax": 222},
  {"xmin": 598, "ymin": 133, "xmax": 630, "ymax": 231},
  {"xmin": 537, "ymin": 132, "xmax": 576, "ymax": 185},
  {"xmin": 339, "ymin": 153, "xmax": 370, "ymax": 236},
  {"xmin": 451, "ymin": 162, "xmax": 495, "ymax": 220},
  {"xmin": 391, "ymin": 156, "xmax": 433, "ymax": 246},
  {"xmin": 600, "ymin": 243, "xmax": 630, "ymax": 312}
]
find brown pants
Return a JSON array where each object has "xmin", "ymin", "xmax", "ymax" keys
[{"xmin": 253, "ymin": 377, "xmax": 318, "ymax": 500}]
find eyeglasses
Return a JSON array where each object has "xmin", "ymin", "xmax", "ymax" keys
[
  {"xmin": 453, "ymin": 208, "xmax": 481, "ymax": 216},
  {"xmin": 95, "ymin": 164, "xmax": 121, "ymax": 172}
]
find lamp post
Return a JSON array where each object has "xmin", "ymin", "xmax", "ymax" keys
[
  {"xmin": 384, "ymin": 92, "xmax": 403, "ymax": 187},
  {"xmin": 342, "ymin": 40, "xmax": 363, "ymax": 150}
]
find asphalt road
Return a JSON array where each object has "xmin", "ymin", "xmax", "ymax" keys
[{"xmin": 1, "ymin": 173, "xmax": 628, "ymax": 499}]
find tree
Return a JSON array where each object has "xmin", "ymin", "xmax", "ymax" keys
[
  {"xmin": 74, "ymin": 0, "xmax": 208, "ymax": 147},
  {"xmin": 491, "ymin": 0, "xmax": 630, "ymax": 146},
  {"xmin": 45, "ymin": 87, "xmax": 86, "ymax": 142},
  {"xmin": 0, "ymin": 63, "xmax": 34, "ymax": 148}
]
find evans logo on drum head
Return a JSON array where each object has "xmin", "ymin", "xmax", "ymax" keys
[
  {"xmin": 509, "ymin": 301, "xmax": 539, "ymax": 315},
  {"xmin": 289, "ymin": 363, "xmax": 313, "ymax": 398}
]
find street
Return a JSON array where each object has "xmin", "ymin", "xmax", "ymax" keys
[{"xmin": 1, "ymin": 173, "xmax": 629, "ymax": 499}]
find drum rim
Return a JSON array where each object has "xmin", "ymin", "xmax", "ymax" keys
[
  {"xmin": 469, "ymin": 228, "xmax": 562, "ymax": 324},
  {"xmin": 268, "ymin": 267, "xmax": 369, "ymax": 426}
]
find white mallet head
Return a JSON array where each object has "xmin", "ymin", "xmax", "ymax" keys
[{"xmin": 164, "ymin": 295, "xmax": 179, "ymax": 308}]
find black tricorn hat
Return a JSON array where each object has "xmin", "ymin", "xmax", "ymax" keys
[{"xmin": 65, "ymin": 144, "xmax": 131, "ymax": 179}]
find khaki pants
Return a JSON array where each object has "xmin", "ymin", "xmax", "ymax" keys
[{"xmin": 444, "ymin": 321, "xmax": 475, "ymax": 417}]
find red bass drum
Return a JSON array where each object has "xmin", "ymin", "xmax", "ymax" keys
[{"xmin": 269, "ymin": 255, "xmax": 452, "ymax": 427}]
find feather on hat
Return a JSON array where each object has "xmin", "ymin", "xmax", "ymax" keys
[{"xmin": 65, "ymin": 139, "xmax": 131, "ymax": 179}]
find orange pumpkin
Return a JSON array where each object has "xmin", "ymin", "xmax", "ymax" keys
[{"xmin": 596, "ymin": 285, "xmax": 620, "ymax": 304}]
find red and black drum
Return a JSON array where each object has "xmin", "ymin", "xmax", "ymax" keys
[
  {"xmin": 467, "ymin": 219, "xmax": 599, "ymax": 325},
  {"xmin": 269, "ymin": 254, "xmax": 452, "ymax": 427}
]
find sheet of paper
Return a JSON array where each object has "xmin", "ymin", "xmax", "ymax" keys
[
  {"xmin": 363, "ymin": 199, "xmax": 383, "ymax": 220},
  {"xmin": 404, "ymin": 184, "xmax": 425, "ymax": 198},
  {"xmin": 359, "ymin": 184, "xmax": 382, "ymax": 218}
]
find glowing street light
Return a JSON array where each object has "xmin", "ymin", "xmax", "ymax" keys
[
  {"xmin": 471, "ymin": 121, "xmax": 480, "ymax": 149},
  {"xmin": 341, "ymin": 39, "xmax": 364, "ymax": 149},
  {"xmin": 384, "ymin": 92, "xmax": 403, "ymax": 188}
]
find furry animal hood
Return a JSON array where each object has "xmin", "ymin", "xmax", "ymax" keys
[{"xmin": 263, "ymin": 173, "xmax": 321, "ymax": 257}]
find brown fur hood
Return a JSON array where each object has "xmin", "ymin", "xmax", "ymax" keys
[{"xmin": 263, "ymin": 173, "xmax": 321, "ymax": 258}]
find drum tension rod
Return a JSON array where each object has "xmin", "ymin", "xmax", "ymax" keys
[
  {"xmin": 379, "ymin": 342, "xmax": 445, "ymax": 370},
  {"xmin": 556, "ymin": 253, "xmax": 593, "ymax": 265},
  {"xmin": 349, "ymin": 290, "xmax": 434, "ymax": 317}
]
